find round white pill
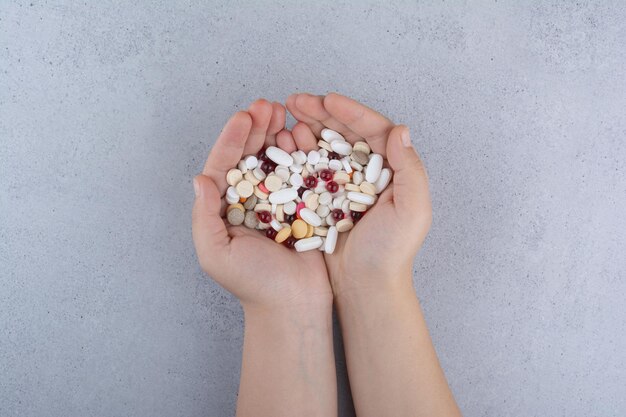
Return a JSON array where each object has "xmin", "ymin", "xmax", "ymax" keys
[
  {"xmin": 299, "ymin": 208, "xmax": 322, "ymax": 227},
  {"xmin": 226, "ymin": 186, "xmax": 240, "ymax": 204},
  {"xmin": 324, "ymin": 226, "xmax": 338, "ymax": 254},
  {"xmin": 269, "ymin": 188, "xmax": 298, "ymax": 204},
  {"xmin": 321, "ymin": 128, "xmax": 345, "ymax": 143},
  {"xmin": 289, "ymin": 172, "xmax": 303, "ymax": 187},
  {"xmin": 365, "ymin": 153, "xmax": 383, "ymax": 183},
  {"xmin": 275, "ymin": 166, "xmax": 290, "ymax": 181},
  {"xmin": 307, "ymin": 150, "xmax": 320, "ymax": 165},
  {"xmin": 290, "ymin": 163, "xmax": 303, "ymax": 174},
  {"xmin": 352, "ymin": 171, "xmax": 364, "ymax": 185},
  {"xmin": 237, "ymin": 160, "xmax": 248, "ymax": 174},
  {"xmin": 295, "ymin": 236, "xmax": 323, "ymax": 252},
  {"xmin": 266, "ymin": 146, "xmax": 294, "ymax": 167},
  {"xmin": 328, "ymin": 159, "xmax": 343, "ymax": 171},
  {"xmin": 283, "ymin": 200, "xmax": 297, "ymax": 215},
  {"xmin": 347, "ymin": 191, "xmax": 376, "ymax": 205},
  {"xmin": 331, "ymin": 140, "xmax": 352, "ymax": 156},
  {"xmin": 244, "ymin": 155, "xmax": 258, "ymax": 170},
  {"xmin": 291, "ymin": 150, "xmax": 307, "ymax": 165},
  {"xmin": 374, "ymin": 168, "xmax": 392, "ymax": 193},
  {"xmin": 318, "ymin": 191, "xmax": 332, "ymax": 206}
]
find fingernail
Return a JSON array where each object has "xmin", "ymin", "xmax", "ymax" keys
[
  {"xmin": 401, "ymin": 128, "xmax": 412, "ymax": 147},
  {"xmin": 193, "ymin": 177, "xmax": 200, "ymax": 197}
]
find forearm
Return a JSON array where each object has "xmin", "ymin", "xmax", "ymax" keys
[
  {"xmin": 336, "ymin": 277, "xmax": 461, "ymax": 417},
  {"xmin": 236, "ymin": 303, "xmax": 337, "ymax": 417}
]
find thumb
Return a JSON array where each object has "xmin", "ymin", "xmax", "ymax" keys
[
  {"xmin": 192, "ymin": 174, "xmax": 230, "ymax": 274},
  {"xmin": 385, "ymin": 125, "xmax": 432, "ymax": 222}
]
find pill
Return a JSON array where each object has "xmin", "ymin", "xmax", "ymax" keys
[
  {"xmin": 287, "ymin": 173, "xmax": 301, "ymax": 187},
  {"xmin": 296, "ymin": 201, "xmax": 306, "ymax": 216},
  {"xmin": 244, "ymin": 170, "xmax": 261, "ymax": 185},
  {"xmin": 336, "ymin": 218, "xmax": 354, "ymax": 232},
  {"xmin": 314, "ymin": 226, "xmax": 328, "ymax": 237},
  {"xmin": 244, "ymin": 210, "xmax": 258, "ymax": 228},
  {"xmin": 226, "ymin": 204, "xmax": 245, "ymax": 225},
  {"xmin": 244, "ymin": 155, "xmax": 259, "ymax": 170},
  {"xmin": 307, "ymin": 150, "xmax": 320, "ymax": 165},
  {"xmin": 276, "ymin": 205, "xmax": 284, "ymax": 222},
  {"xmin": 321, "ymin": 128, "xmax": 345, "ymax": 143},
  {"xmin": 328, "ymin": 159, "xmax": 343, "ymax": 171},
  {"xmin": 226, "ymin": 186, "xmax": 240, "ymax": 204},
  {"xmin": 295, "ymin": 236, "xmax": 323, "ymax": 252},
  {"xmin": 283, "ymin": 201, "xmax": 297, "ymax": 215},
  {"xmin": 235, "ymin": 180, "xmax": 254, "ymax": 198},
  {"xmin": 333, "ymin": 171, "xmax": 350, "ymax": 185},
  {"xmin": 350, "ymin": 160, "xmax": 364, "ymax": 172},
  {"xmin": 331, "ymin": 140, "xmax": 352, "ymax": 156},
  {"xmin": 291, "ymin": 150, "xmax": 307, "ymax": 165},
  {"xmin": 341, "ymin": 157, "xmax": 353, "ymax": 173},
  {"xmin": 359, "ymin": 182, "xmax": 377, "ymax": 196},
  {"xmin": 237, "ymin": 160, "xmax": 249, "ymax": 174},
  {"xmin": 318, "ymin": 192, "xmax": 332, "ymax": 206},
  {"xmin": 316, "ymin": 204, "xmax": 330, "ymax": 218},
  {"xmin": 254, "ymin": 203, "xmax": 272, "ymax": 212},
  {"xmin": 269, "ymin": 188, "xmax": 298, "ymax": 204},
  {"xmin": 326, "ymin": 213, "xmax": 336, "ymax": 226},
  {"xmin": 299, "ymin": 208, "xmax": 322, "ymax": 226},
  {"xmin": 292, "ymin": 219, "xmax": 308, "ymax": 238},
  {"xmin": 305, "ymin": 162, "xmax": 315, "ymax": 174},
  {"xmin": 352, "ymin": 171, "xmax": 364, "ymax": 185},
  {"xmin": 333, "ymin": 195, "xmax": 346, "ymax": 209},
  {"xmin": 252, "ymin": 167, "xmax": 267, "ymax": 181},
  {"xmin": 243, "ymin": 194, "xmax": 257, "ymax": 210},
  {"xmin": 290, "ymin": 163, "xmax": 303, "ymax": 174},
  {"xmin": 302, "ymin": 190, "xmax": 313, "ymax": 201},
  {"xmin": 266, "ymin": 146, "xmax": 294, "ymax": 167},
  {"xmin": 226, "ymin": 169, "xmax": 243, "ymax": 186},
  {"xmin": 254, "ymin": 186, "xmax": 269, "ymax": 200},
  {"xmin": 353, "ymin": 141, "xmax": 370, "ymax": 154},
  {"xmin": 305, "ymin": 193, "xmax": 319, "ymax": 210},
  {"xmin": 264, "ymin": 174, "xmax": 283, "ymax": 192},
  {"xmin": 314, "ymin": 181, "xmax": 327, "ymax": 194},
  {"xmin": 351, "ymin": 150, "xmax": 369, "ymax": 166},
  {"xmin": 347, "ymin": 191, "xmax": 376, "ymax": 205},
  {"xmin": 365, "ymin": 154, "xmax": 383, "ymax": 183},
  {"xmin": 319, "ymin": 148, "xmax": 328, "ymax": 157},
  {"xmin": 317, "ymin": 140, "xmax": 332, "ymax": 152},
  {"xmin": 270, "ymin": 219, "xmax": 283, "ymax": 231},
  {"xmin": 345, "ymin": 183, "xmax": 360, "ymax": 192},
  {"xmin": 275, "ymin": 226, "xmax": 292, "ymax": 243},
  {"xmin": 324, "ymin": 226, "xmax": 338, "ymax": 253},
  {"xmin": 341, "ymin": 199, "xmax": 350, "ymax": 213},
  {"xmin": 318, "ymin": 156, "xmax": 329, "ymax": 165},
  {"xmin": 271, "ymin": 203, "xmax": 277, "ymax": 214},
  {"xmin": 349, "ymin": 202, "xmax": 367, "ymax": 212},
  {"xmin": 275, "ymin": 166, "xmax": 290, "ymax": 181},
  {"xmin": 374, "ymin": 168, "xmax": 392, "ymax": 193},
  {"xmin": 257, "ymin": 221, "xmax": 270, "ymax": 230},
  {"xmin": 305, "ymin": 224, "xmax": 314, "ymax": 238}
]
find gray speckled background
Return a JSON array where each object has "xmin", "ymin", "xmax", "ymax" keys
[{"xmin": 1, "ymin": 1, "xmax": 625, "ymax": 416}]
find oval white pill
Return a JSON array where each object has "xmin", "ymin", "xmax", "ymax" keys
[
  {"xmin": 244, "ymin": 155, "xmax": 258, "ymax": 170},
  {"xmin": 321, "ymin": 129, "xmax": 345, "ymax": 143},
  {"xmin": 295, "ymin": 236, "xmax": 323, "ymax": 252},
  {"xmin": 324, "ymin": 226, "xmax": 338, "ymax": 254},
  {"xmin": 270, "ymin": 219, "xmax": 283, "ymax": 231},
  {"xmin": 318, "ymin": 192, "xmax": 332, "ymax": 206},
  {"xmin": 289, "ymin": 172, "xmax": 303, "ymax": 187},
  {"xmin": 290, "ymin": 163, "xmax": 303, "ymax": 174},
  {"xmin": 275, "ymin": 165, "xmax": 290, "ymax": 181},
  {"xmin": 291, "ymin": 150, "xmax": 307, "ymax": 165},
  {"xmin": 341, "ymin": 157, "xmax": 353, "ymax": 173},
  {"xmin": 299, "ymin": 208, "xmax": 322, "ymax": 226},
  {"xmin": 365, "ymin": 153, "xmax": 383, "ymax": 183},
  {"xmin": 374, "ymin": 168, "xmax": 392, "ymax": 193},
  {"xmin": 328, "ymin": 159, "xmax": 343, "ymax": 171},
  {"xmin": 283, "ymin": 200, "xmax": 297, "ymax": 215},
  {"xmin": 266, "ymin": 146, "xmax": 294, "ymax": 166},
  {"xmin": 347, "ymin": 191, "xmax": 376, "ymax": 205},
  {"xmin": 226, "ymin": 186, "xmax": 240, "ymax": 204},
  {"xmin": 307, "ymin": 150, "xmax": 320, "ymax": 165},
  {"xmin": 352, "ymin": 171, "xmax": 364, "ymax": 185},
  {"xmin": 331, "ymin": 140, "xmax": 352, "ymax": 156},
  {"xmin": 269, "ymin": 188, "xmax": 298, "ymax": 204}
]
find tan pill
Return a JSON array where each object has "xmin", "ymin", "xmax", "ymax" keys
[
  {"xmin": 227, "ymin": 203, "xmax": 244, "ymax": 213},
  {"xmin": 336, "ymin": 219, "xmax": 354, "ymax": 232},
  {"xmin": 316, "ymin": 204, "xmax": 330, "ymax": 218},
  {"xmin": 349, "ymin": 202, "xmax": 367, "ymax": 212},
  {"xmin": 305, "ymin": 193, "xmax": 319, "ymax": 210},
  {"xmin": 359, "ymin": 182, "xmax": 376, "ymax": 196},
  {"xmin": 243, "ymin": 194, "xmax": 257, "ymax": 210},
  {"xmin": 305, "ymin": 224, "xmax": 314, "ymax": 238},
  {"xmin": 264, "ymin": 174, "xmax": 283, "ymax": 192},
  {"xmin": 353, "ymin": 141, "xmax": 370, "ymax": 154},
  {"xmin": 317, "ymin": 140, "xmax": 332, "ymax": 151},
  {"xmin": 351, "ymin": 150, "xmax": 369, "ymax": 165},
  {"xmin": 254, "ymin": 186, "xmax": 269, "ymax": 200},
  {"xmin": 226, "ymin": 206, "xmax": 244, "ymax": 226},
  {"xmin": 333, "ymin": 171, "xmax": 350, "ymax": 185},
  {"xmin": 292, "ymin": 219, "xmax": 308, "ymax": 239},
  {"xmin": 226, "ymin": 169, "xmax": 243, "ymax": 186},
  {"xmin": 254, "ymin": 203, "xmax": 272, "ymax": 213},
  {"xmin": 275, "ymin": 226, "xmax": 292, "ymax": 243},
  {"xmin": 244, "ymin": 171, "xmax": 260, "ymax": 185},
  {"xmin": 276, "ymin": 205, "xmax": 285, "ymax": 222},
  {"xmin": 314, "ymin": 227, "xmax": 328, "ymax": 237},
  {"xmin": 235, "ymin": 180, "xmax": 254, "ymax": 198},
  {"xmin": 345, "ymin": 183, "xmax": 360, "ymax": 192},
  {"xmin": 244, "ymin": 210, "xmax": 258, "ymax": 228}
]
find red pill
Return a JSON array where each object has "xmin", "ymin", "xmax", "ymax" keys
[
  {"xmin": 319, "ymin": 169, "xmax": 334, "ymax": 181},
  {"xmin": 283, "ymin": 236, "xmax": 297, "ymax": 249},
  {"xmin": 297, "ymin": 187, "xmax": 306, "ymax": 198},
  {"xmin": 265, "ymin": 228, "xmax": 278, "ymax": 239},
  {"xmin": 257, "ymin": 211, "xmax": 272, "ymax": 223},
  {"xmin": 258, "ymin": 182, "xmax": 269, "ymax": 194},
  {"xmin": 296, "ymin": 202, "xmax": 306, "ymax": 217},
  {"xmin": 326, "ymin": 181, "xmax": 339, "ymax": 193},
  {"xmin": 351, "ymin": 210, "xmax": 365, "ymax": 222},
  {"xmin": 304, "ymin": 176, "xmax": 318, "ymax": 188},
  {"xmin": 328, "ymin": 151, "xmax": 341, "ymax": 160},
  {"xmin": 284, "ymin": 213, "xmax": 296, "ymax": 224},
  {"xmin": 331, "ymin": 209, "xmax": 344, "ymax": 221},
  {"xmin": 261, "ymin": 161, "xmax": 276, "ymax": 174}
]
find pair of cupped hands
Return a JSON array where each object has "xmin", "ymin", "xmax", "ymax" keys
[{"xmin": 192, "ymin": 93, "xmax": 432, "ymax": 315}]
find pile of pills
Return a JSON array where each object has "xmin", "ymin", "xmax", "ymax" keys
[{"xmin": 223, "ymin": 128, "xmax": 392, "ymax": 253}]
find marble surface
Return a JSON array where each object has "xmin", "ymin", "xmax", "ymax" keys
[{"xmin": 1, "ymin": 1, "xmax": 625, "ymax": 416}]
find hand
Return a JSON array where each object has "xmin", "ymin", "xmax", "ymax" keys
[
  {"xmin": 192, "ymin": 99, "xmax": 332, "ymax": 313},
  {"xmin": 286, "ymin": 93, "xmax": 432, "ymax": 296}
]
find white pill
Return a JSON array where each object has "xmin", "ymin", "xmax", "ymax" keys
[
  {"xmin": 266, "ymin": 146, "xmax": 294, "ymax": 167},
  {"xmin": 270, "ymin": 219, "xmax": 283, "ymax": 231},
  {"xmin": 275, "ymin": 166, "xmax": 290, "ymax": 181},
  {"xmin": 333, "ymin": 195, "xmax": 346, "ymax": 209},
  {"xmin": 295, "ymin": 236, "xmax": 323, "ymax": 252},
  {"xmin": 252, "ymin": 167, "xmax": 267, "ymax": 181},
  {"xmin": 226, "ymin": 186, "xmax": 240, "ymax": 204},
  {"xmin": 305, "ymin": 162, "xmax": 315, "ymax": 173},
  {"xmin": 365, "ymin": 153, "xmax": 383, "ymax": 183},
  {"xmin": 328, "ymin": 159, "xmax": 343, "ymax": 171},
  {"xmin": 350, "ymin": 160, "xmax": 363, "ymax": 171},
  {"xmin": 321, "ymin": 128, "xmax": 345, "ymax": 143},
  {"xmin": 299, "ymin": 208, "xmax": 322, "ymax": 226},
  {"xmin": 283, "ymin": 201, "xmax": 297, "ymax": 215},
  {"xmin": 326, "ymin": 213, "xmax": 336, "ymax": 226},
  {"xmin": 331, "ymin": 140, "xmax": 352, "ymax": 156},
  {"xmin": 314, "ymin": 181, "xmax": 327, "ymax": 194},
  {"xmin": 291, "ymin": 150, "xmax": 307, "ymax": 165},
  {"xmin": 319, "ymin": 148, "xmax": 328, "ymax": 157},
  {"xmin": 341, "ymin": 199, "xmax": 350, "ymax": 213},
  {"xmin": 315, "ymin": 162, "xmax": 329, "ymax": 172},
  {"xmin": 341, "ymin": 157, "xmax": 353, "ymax": 173},
  {"xmin": 269, "ymin": 188, "xmax": 298, "ymax": 204},
  {"xmin": 289, "ymin": 172, "xmax": 303, "ymax": 187},
  {"xmin": 347, "ymin": 191, "xmax": 376, "ymax": 205},
  {"xmin": 374, "ymin": 168, "xmax": 392, "ymax": 193},
  {"xmin": 244, "ymin": 155, "xmax": 258, "ymax": 170},
  {"xmin": 318, "ymin": 191, "xmax": 332, "ymax": 206},
  {"xmin": 318, "ymin": 156, "xmax": 329, "ymax": 165},
  {"xmin": 302, "ymin": 190, "xmax": 313, "ymax": 201},
  {"xmin": 307, "ymin": 150, "xmax": 320, "ymax": 165},
  {"xmin": 237, "ymin": 160, "xmax": 248, "ymax": 174},
  {"xmin": 324, "ymin": 226, "xmax": 338, "ymax": 254},
  {"xmin": 318, "ymin": 238, "xmax": 326, "ymax": 250},
  {"xmin": 290, "ymin": 163, "xmax": 303, "ymax": 174},
  {"xmin": 316, "ymin": 204, "xmax": 330, "ymax": 218},
  {"xmin": 352, "ymin": 171, "xmax": 364, "ymax": 185},
  {"xmin": 317, "ymin": 140, "xmax": 332, "ymax": 151}
]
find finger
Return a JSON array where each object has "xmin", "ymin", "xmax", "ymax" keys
[
  {"xmin": 264, "ymin": 101, "xmax": 286, "ymax": 148},
  {"xmin": 203, "ymin": 111, "xmax": 252, "ymax": 194},
  {"xmin": 294, "ymin": 93, "xmax": 361, "ymax": 142},
  {"xmin": 276, "ymin": 129, "xmax": 297, "ymax": 153},
  {"xmin": 385, "ymin": 125, "xmax": 431, "ymax": 220},
  {"xmin": 192, "ymin": 175, "xmax": 231, "ymax": 275},
  {"xmin": 243, "ymin": 99, "xmax": 273, "ymax": 155},
  {"xmin": 292, "ymin": 122, "xmax": 319, "ymax": 152},
  {"xmin": 323, "ymin": 92, "xmax": 395, "ymax": 155},
  {"xmin": 286, "ymin": 93, "xmax": 326, "ymax": 136}
]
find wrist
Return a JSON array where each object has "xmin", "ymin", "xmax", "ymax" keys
[
  {"xmin": 242, "ymin": 296, "xmax": 333, "ymax": 325},
  {"xmin": 330, "ymin": 263, "xmax": 414, "ymax": 300}
]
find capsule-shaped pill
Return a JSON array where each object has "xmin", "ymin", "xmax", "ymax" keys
[
  {"xmin": 365, "ymin": 154, "xmax": 383, "ymax": 183},
  {"xmin": 269, "ymin": 188, "xmax": 298, "ymax": 204},
  {"xmin": 295, "ymin": 236, "xmax": 323, "ymax": 252},
  {"xmin": 266, "ymin": 146, "xmax": 294, "ymax": 167},
  {"xmin": 321, "ymin": 128, "xmax": 345, "ymax": 143},
  {"xmin": 324, "ymin": 226, "xmax": 338, "ymax": 254},
  {"xmin": 299, "ymin": 208, "xmax": 322, "ymax": 227},
  {"xmin": 374, "ymin": 168, "xmax": 392, "ymax": 194},
  {"xmin": 347, "ymin": 191, "xmax": 376, "ymax": 206},
  {"xmin": 330, "ymin": 140, "xmax": 352, "ymax": 156}
]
